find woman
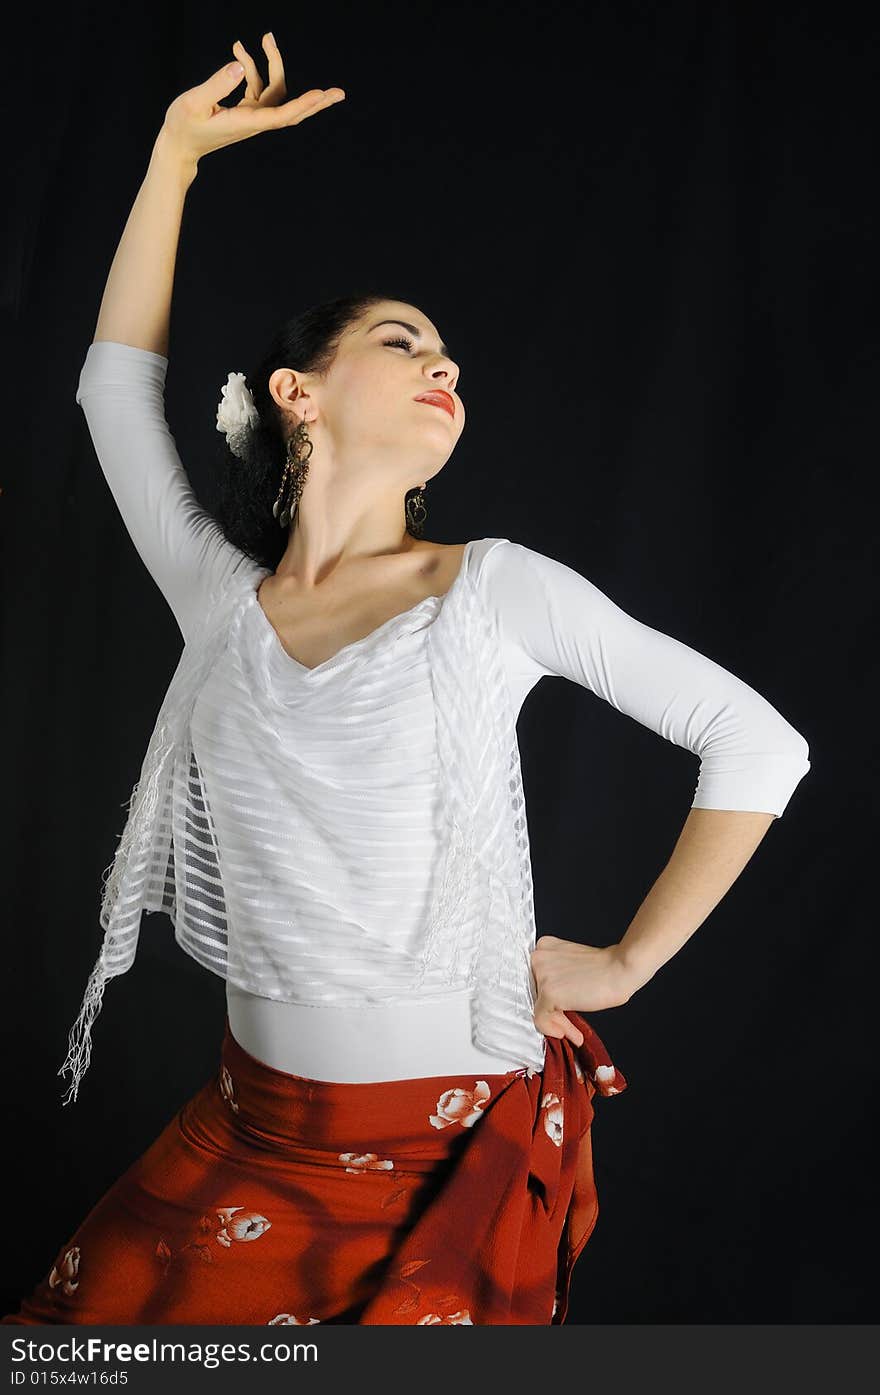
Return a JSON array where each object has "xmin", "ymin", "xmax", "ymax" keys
[{"xmin": 3, "ymin": 36, "xmax": 810, "ymax": 1327}]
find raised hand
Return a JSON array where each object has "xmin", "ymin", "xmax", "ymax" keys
[{"xmin": 159, "ymin": 32, "xmax": 345, "ymax": 166}]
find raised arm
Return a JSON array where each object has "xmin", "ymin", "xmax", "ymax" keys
[
  {"xmin": 76, "ymin": 37, "xmax": 345, "ymax": 641},
  {"xmin": 481, "ymin": 539, "xmax": 811, "ymax": 818},
  {"xmin": 75, "ymin": 337, "xmax": 253, "ymax": 643}
]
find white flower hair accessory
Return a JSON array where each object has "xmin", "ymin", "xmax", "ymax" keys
[{"xmin": 216, "ymin": 371, "xmax": 261, "ymax": 458}]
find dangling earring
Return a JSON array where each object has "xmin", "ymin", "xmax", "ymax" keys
[
  {"xmin": 406, "ymin": 483, "xmax": 428, "ymax": 537},
  {"xmin": 273, "ymin": 411, "xmax": 313, "ymax": 529}
]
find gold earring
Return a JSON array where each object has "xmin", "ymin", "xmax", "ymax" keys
[{"xmin": 273, "ymin": 412, "xmax": 313, "ymax": 529}]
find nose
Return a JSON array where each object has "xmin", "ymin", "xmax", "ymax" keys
[{"xmin": 424, "ymin": 353, "xmax": 459, "ymax": 393}]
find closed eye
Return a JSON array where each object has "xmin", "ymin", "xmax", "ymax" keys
[{"xmin": 382, "ymin": 332, "xmax": 462, "ymax": 397}]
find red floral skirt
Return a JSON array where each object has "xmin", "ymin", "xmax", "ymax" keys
[{"xmin": 2, "ymin": 1012, "xmax": 626, "ymax": 1326}]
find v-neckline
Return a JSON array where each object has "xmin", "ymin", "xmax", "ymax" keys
[{"xmin": 252, "ymin": 540, "xmax": 474, "ymax": 676}]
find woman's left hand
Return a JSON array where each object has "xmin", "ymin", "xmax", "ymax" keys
[{"xmin": 530, "ymin": 936, "xmax": 639, "ymax": 1047}]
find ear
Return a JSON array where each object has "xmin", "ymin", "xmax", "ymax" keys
[{"xmin": 268, "ymin": 366, "xmax": 312, "ymax": 418}]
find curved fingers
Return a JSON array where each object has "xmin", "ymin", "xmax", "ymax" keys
[
  {"xmin": 231, "ymin": 39, "xmax": 265, "ymax": 103},
  {"xmin": 260, "ymin": 31, "xmax": 288, "ymax": 104}
]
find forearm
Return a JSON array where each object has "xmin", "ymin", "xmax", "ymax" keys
[
  {"xmin": 615, "ymin": 807, "xmax": 776, "ymax": 985},
  {"xmin": 92, "ymin": 129, "xmax": 198, "ymax": 356}
]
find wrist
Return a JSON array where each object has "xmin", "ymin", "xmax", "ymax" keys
[
  {"xmin": 611, "ymin": 940, "xmax": 659, "ymax": 993},
  {"xmin": 150, "ymin": 128, "xmax": 199, "ymax": 187}
]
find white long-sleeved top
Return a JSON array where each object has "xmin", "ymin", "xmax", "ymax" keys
[{"xmin": 75, "ymin": 340, "xmax": 811, "ymax": 1082}]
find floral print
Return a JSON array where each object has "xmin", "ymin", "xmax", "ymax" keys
[
  {"xmin": 219, "ymin": 1065, "xmax": 240, "ymax": 1112},
  {"xmin": 541, "ymin": 1092, "xmax": 564, "ymax": 1147},
  {"xmin": 215, "ymin": 1207, "xmax": 272, "ymax": 1247},
  {"xmin": 417, "ymin": 1309, "xmax": 474, "ymax": 1324},
  {"xmin": 338, "ymin": 1152, "xmax": 395, "ymax": 1173},
  {"xmin": 594, "ymin": 1063, "xmax": 621, "ymax": 1094},
  {"xmin": 386, "ymin": 1259, "xmax": 476, "ymax": 1323},
  {"xmin": 48, "ymin": 1246, "xmax": 80, "ymax": 1297},
  {"xmin": 151, "ymin": 1207, "xmax": 273, "ymax": 1274},
  {"xmin": 429, "ymin": 1079, "xmax": 491, "ymax": 1130},
  {"xmin": 3, "ymin": 1011, "xmax": 627, "ymax": 1328}
]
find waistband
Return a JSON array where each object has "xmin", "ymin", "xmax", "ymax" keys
[{"xmin": 216, "ymin": 1015, "xmax": 529, "ymax": 1158}]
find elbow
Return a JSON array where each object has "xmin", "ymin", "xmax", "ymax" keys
[
  {"xmin": 758, "ymin": 709, "xmax": 810, "ymax": 774},
  {"xmin": 693, "ymin": 724, "xmax": 811, "ymax": 819},
  {"xmin": 762, "ymin": 728, "xmax": 812, "ymax": 818},
  {"xmin": 781, "ymin": 726, "xmax": 811, "ymax": 776},
  {"xmin": 767, "ymin": 724, "xmax": 812, "ymax": 802}
]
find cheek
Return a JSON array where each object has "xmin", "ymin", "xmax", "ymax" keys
[
  {"xmin": 330, "ymin": 359, "xmax": 414, "ymax": 434},
  {"xmin": 340, "ymin": 364, "xmax": 399, "ymax": 412},
  {"xmin": 325, "ymin": 373, "xmax": 374, "ymax": 423},
  {"xmin": 334, "ymin": 387, "xmax": 401, "ymax": 442}
]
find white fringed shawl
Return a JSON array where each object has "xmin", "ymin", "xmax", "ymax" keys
[{"xmin": 57, "ymin": 555, "xmax": 547, "ymax": 1105}]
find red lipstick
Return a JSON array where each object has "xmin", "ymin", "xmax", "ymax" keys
[{"xmin": 414, "ymin": 390, "xmax": 455, "ymax": 419}]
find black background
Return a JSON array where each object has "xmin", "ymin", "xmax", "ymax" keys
[{"xmin": 2, "ymin": 0, "xmax": 876, "ymax": 1324}]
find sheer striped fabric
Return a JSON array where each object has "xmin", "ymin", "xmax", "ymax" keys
[
  {"xmin": 209, "ymin": 542, "xmax": 543, "ymax": 1065},
  {"xmin": 58, "ymin": 543, "xmax": 550, "ymax": 1105},
  {"xmin": 190, "ymin": 581, "xmax": 476, "ymax": 1002}
]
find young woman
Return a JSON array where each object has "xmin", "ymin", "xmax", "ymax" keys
[{"xmin": 3, "ymin": 36, "xmax": 810, "ymax": 1327}]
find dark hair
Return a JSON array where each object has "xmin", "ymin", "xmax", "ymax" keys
[{"xmin": 210, "ymin": 289, "xmax": 426, "ymax": 572}]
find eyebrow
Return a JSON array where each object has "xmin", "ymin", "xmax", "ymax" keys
[{"xmin": 366, "ymin": 319, "xmax": 452, "ymax": 359}]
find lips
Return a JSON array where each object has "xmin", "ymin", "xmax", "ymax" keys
[{"xmin": 414, "ymin": 390, "xmax": 455, "ymax": 419}]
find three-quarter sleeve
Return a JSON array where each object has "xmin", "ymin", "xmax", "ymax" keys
[
  {"xmin": 480, "ymin": 540, "xmax": 811, "ymax": 818},
  {"xmin": 75, "ymin": 339, "xmax": 253, "ymax": 643}
]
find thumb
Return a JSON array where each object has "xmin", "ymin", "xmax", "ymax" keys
[{"xmin": 202, "ymin": 59, "xmax": 245, "ymax": 101}]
